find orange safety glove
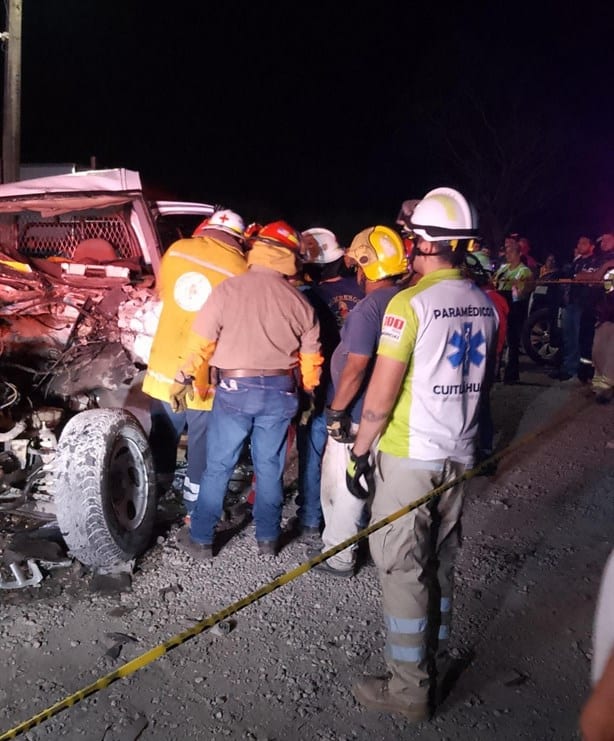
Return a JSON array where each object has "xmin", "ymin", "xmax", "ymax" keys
[
  {"xmin": 299, "ymin": 351, "xmax": 324, "ymax": 393},
  {"xmin": 180, "ymin": 336, "xmax": 218, "ymax": 379},
  {"xmin": 169, "ymin": 372, "xmax": 195, "ymax": 413}
]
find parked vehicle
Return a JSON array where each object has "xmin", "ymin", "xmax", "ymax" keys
[
  {"xmin": 522, "ymin": 272, "xmax": 563, "ymax": 367},
  {"xmin": 0, "ymin": 169, "xmax": 216, "ymax": 569}
]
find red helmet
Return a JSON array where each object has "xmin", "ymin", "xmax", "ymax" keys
[
  {"xmin": 402, "ymin": 236, "xmax": 415, "ymax": 261},
  {"xmin": 250, "ymin": 220, "xmax": 302, "ymax": 252}
]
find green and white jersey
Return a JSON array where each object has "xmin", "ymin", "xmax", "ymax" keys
[{"xmin": 377, "ymin": 268, "xmax": 498, "ymax": 464}]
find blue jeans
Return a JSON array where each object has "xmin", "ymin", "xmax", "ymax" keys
[
  {"xmin": 149, "ymin": 399, "xmax": 209, "ymax": 512},
  {"xmin": 296, "ymin": 411, "xmax": 327, "ymax": 529},
  {"xmin": 504, "ymin": 299, "xmax": 527, "ymax": 381},
  {"xmin": 190, "ymin": 375, "xmax": 298, "ymax": 545},
  {"xmin": 562, "ymin": 304, "xmax": 582, "ymax": 376}
]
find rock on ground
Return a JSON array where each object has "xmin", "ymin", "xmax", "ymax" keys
[{"xmin": 0, "ymin": 363, "xmax": 612, "ymax": 740}]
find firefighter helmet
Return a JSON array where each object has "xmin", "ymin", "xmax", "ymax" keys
[
  {"xmin": 301, "ymin": 228, "xmax": 345, "ymax": 264},
  {"xmin": 469, "ymin": 250, "xmax": 492, "ymax": 272},
  {"xmin": 346, "ymin": 226, "xmax": 408, "ymax": 281},
  {"xmin": 464, "ymin": 251, "xmax": 493, "ymax": 285},
  {"xmin": 244, "ymin": 222, "xmax": 263, "ymax": 240},
  {"xmin": 396, "ymin": 199, "xmax": 421, "ymax": 236},
  {"xmin": 251, "ymin": 220, "xmax": 302, "ymax": 252},
  {"xmin": 193, "ymin": 209, "xmax": 245, "ymax": 239},
  {"xmin": 402, "ymin": 187, "xmax": 477, "ymax": 245}
]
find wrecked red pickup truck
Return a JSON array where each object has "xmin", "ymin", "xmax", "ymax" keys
[{"xmin": 0, "ymin": 169, "xmax": 215, "ymax": 571}]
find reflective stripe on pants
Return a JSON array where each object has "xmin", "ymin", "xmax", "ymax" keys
[{"xmin": 369, "ymin": 453, "xmax": 466, "ymax": 701}]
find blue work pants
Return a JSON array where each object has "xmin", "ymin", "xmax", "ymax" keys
[
  {"xmin": 149, "ymin": 399, "xmax": 209, "ymax": 511},
  {"xmin": 296, "ymin": 411, "xmax": 327, "ymax": 529}
]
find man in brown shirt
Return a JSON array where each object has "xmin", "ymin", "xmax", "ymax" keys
[{"xmin": 171, "ymin": 221, "xmax": 323, "ymax": 558}]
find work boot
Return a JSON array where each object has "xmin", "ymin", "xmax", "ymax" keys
[
  {"xmin": 285, "ymin": 516, "xmax": 321, "ymax": 541},
  {"xmin": 257, "ymin": 540, "xmax": 278, "ymax": 556},
  {"xmin": 176, "ymin": 527, "xmax": 213, "ymax": 561},
  {"xmin": 352, "ymin": 677, "xmax": 430, "ymax": 722},
  {"xmin": 476, "ymin": 459, "xmax": 498, "ymax": 477},
  {"xmin": 549, "ymin": 369, "xmax": 572, "ymax": 381},
  {"xmin": 313, "ymin": 560, "xmax": 354, "ymax": 578},
  {"xmin": 434, "ymin": 646, "xmax": 475, "ymax": 705},
  {"xmin": 577, "ymin": 365, "xmax": 594, "ymax": 384},
  {"xmin": 595, "ymin": 388, "xmax": 613, "ymax": 404},
  {"xmin": 307, "ymin": 547, "xmax": 354, "ymax": 578}
]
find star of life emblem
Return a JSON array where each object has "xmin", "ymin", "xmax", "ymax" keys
[{"xmin": 447, "ymin": 322, "xmax": 485, "ymax": 375}]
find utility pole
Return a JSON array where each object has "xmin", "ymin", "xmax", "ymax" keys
[{"xmin": 2, "ymin": 0, "xmax": 22, "ymax": 183}]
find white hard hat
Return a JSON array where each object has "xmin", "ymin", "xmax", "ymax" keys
[
  {"xmin": 301, "ymin": 228, "xmax": 345, "ymax": 264},
  {"xmin": 408, "ymin": 187, "xmax": 477, "ymax": 242},
  {"xmin": 193, "ymin": 209, "xmax": 245, "ymax": 238}
]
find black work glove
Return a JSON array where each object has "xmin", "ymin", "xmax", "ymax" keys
[
  {"xmin": 346, "ymin": 448, "xmax": 375, "ymax": 500},
  {"xmin": 325, "ymin": 406, "xmax": 354, "ymax": 443},
  {"xmin": 298, "ymin": 392, "xmax": 316, "ymax": 427}
]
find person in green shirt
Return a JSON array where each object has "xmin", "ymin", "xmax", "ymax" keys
[{"xmin": 493, "ymin": 237, "xmax": 534, "ymax": 383}]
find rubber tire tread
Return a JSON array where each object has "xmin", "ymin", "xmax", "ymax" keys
[
  {"xmin": 521, "ymin": 307, "xmax": 562, "ymax": 366},
  {"xmin": 54, "ymin": 408, "xmax": 156, "ymax": 568}
]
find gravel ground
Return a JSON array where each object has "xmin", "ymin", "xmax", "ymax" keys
[{"xmin": 1, "ymin": 361, "xmax": 613, "ymax": 741}]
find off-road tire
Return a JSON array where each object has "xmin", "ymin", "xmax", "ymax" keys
[
  {"xmin": 522, "ymin": 307, "xmax": 562, "ymax": 366},
  {"xmin": 54, "ymin": 408, "xmax": 157, "ymax": 568}
]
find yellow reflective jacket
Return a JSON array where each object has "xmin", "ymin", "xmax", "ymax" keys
[{"xmin": 142, "ymin": 235, "xmax": 247, "ymax": 410}]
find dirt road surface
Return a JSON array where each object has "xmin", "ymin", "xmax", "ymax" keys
[{"xmin": 1, "ymin": 362, "xmax": 613, "ymax": 740}]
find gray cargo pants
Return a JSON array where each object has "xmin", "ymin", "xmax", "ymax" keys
[{"xmin": 369, "ymin": 452, "xmax": 466, "ymax": 702}]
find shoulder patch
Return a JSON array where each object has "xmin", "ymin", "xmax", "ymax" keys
[
  {"xmin": 381, "ymin": 313, "xmax": 406, "ymax": 342},
  {"xmin": 174, "ymin": 272, "xmax": 212, "ymax": 312}
]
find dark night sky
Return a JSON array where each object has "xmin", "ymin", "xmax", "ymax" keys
[{"xmin": 3, "ymin": 1, "xmax": 614, "ymax": 258}]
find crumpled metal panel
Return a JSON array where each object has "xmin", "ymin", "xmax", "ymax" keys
[
  {"xmin": 47, "ymin": 342, "xmax": 137, "ymax": 396},
  {"xmin": 0, "ymin": 266, "xmax": 157, "ymax": 396},
  {"xmin": 117, "ymin": 288, "xmax": 160, "ymax": 365}
]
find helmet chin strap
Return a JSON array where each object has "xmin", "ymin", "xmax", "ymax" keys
[{"xmin": 412, "ymin": 243, "xmax": 449, "ymax": 258}]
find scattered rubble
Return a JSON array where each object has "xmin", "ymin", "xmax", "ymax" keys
[{"xmin": 0, "ymin": 369, "xmax": 613, "ymax": 739}]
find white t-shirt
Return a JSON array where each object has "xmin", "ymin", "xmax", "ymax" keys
[
  {"xmin": 377, "ymin": 268, "xmax": 498, "ymax": 463},
  {"xmin": 592, "ymin": 550, "xmax": 614, "ymax": 684}
]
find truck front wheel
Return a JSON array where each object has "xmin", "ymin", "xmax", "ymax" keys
[{"xmin": 54, "ymin": 409, "xmax": 157, "ymax": 569}]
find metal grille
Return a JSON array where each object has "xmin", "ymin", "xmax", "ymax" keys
[{"xmin": 18, "ymin": 215, "xmax": 140, "ymax": 260}]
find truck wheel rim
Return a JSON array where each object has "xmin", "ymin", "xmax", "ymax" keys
[{"xmin": 108, "ymin": 436, "xmax": 149, "ymax": 532}]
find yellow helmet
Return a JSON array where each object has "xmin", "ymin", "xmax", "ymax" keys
[{"xmin": 346, "ymin": 225, "xmax": 408, "ymax": 281}]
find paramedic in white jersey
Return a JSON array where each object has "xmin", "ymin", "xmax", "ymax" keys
[{"xmin": 349, "ymin": 188, "xmax": 498, "ymax": 721}]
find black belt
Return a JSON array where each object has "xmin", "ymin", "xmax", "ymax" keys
[{"xmin": 219, "ymin": 368, "xmax": 294, "ymax": 379}]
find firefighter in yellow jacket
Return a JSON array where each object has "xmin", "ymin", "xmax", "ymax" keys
[
  {"xmin": 170, "ymin": 221, "xmax": 323, "ymax": 557},
  {"xmin": 142, "ymin": 209, "xmax": 247, "ymax": 513}
]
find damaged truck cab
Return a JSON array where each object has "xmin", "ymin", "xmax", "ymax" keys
[{"xmin": 0, "ymin": 169, "xmax": 215, "ymax": 569}]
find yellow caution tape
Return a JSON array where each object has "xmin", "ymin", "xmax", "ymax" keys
[
  {"xmin": 0, "ymin": 392, "xmax": 591, "ymax": 739},
  {"xmin": 535, "ymin": 278, "xmax": 608, "ymax": 285}
]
